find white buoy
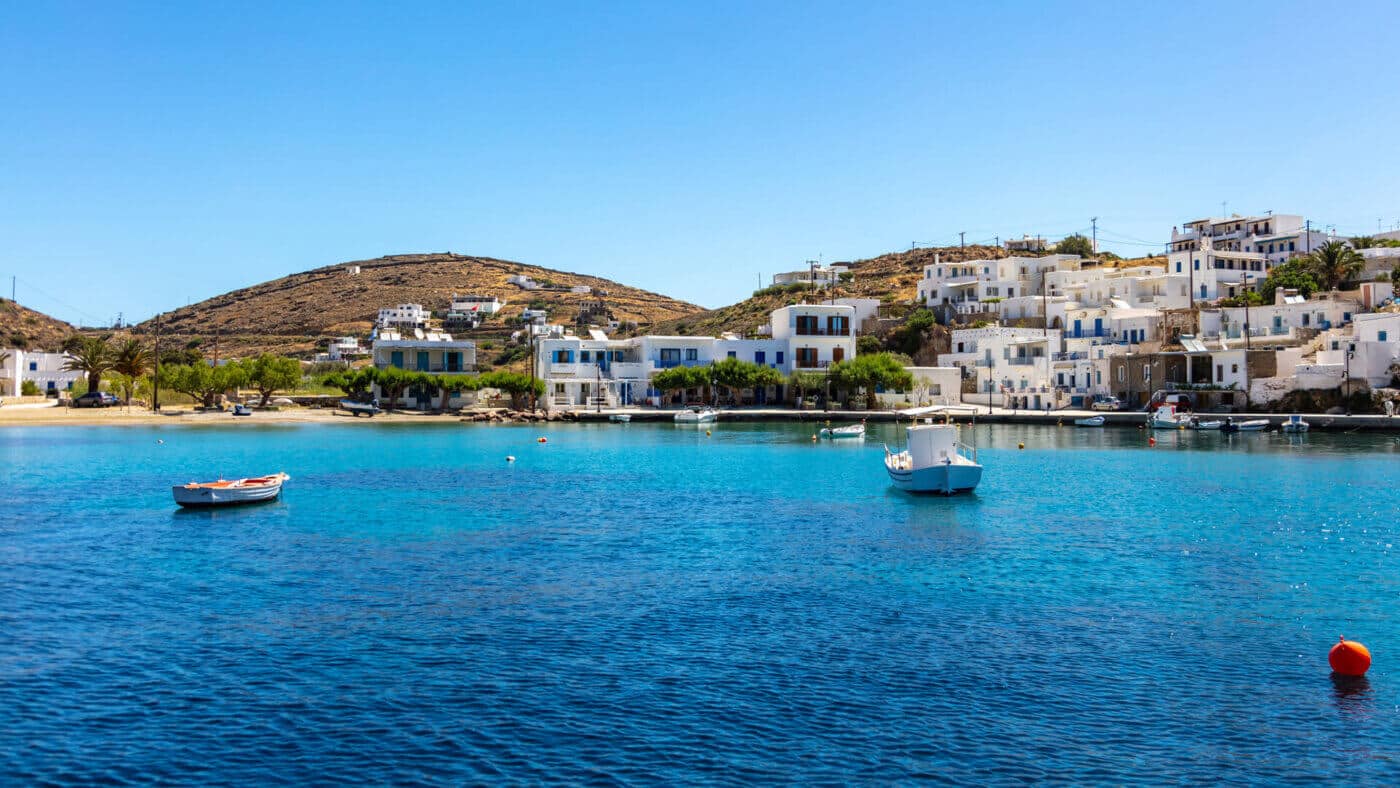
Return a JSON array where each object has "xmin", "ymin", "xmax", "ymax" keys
[{"xmin": 506, "ymin": 455, "xmax": 516, "ymax": 463}]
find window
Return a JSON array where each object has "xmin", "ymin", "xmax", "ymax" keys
[
  {"xmin": 727, "ymin": 351, "xmax": 737, "ymax": 359},
  {"xmin": 796, "ymin": 315, "xmax": 819, "ymax": 335},
  {"xmin": 1142, "ymin": 364, "xmax": 1150, "ymax": 382},
  {"xmin": 795, "ymin": 348, "xmax": 818, "ymax": 368},
  {"xmin": 755, "ymin": 351, "xmax": 766, "ymax": 364},
  {"xmin": 685, "ymin": 348, "xmax": 698, "ymax": 361},
  {"xmin": 580, "ymin": 351, "xmax": 590, "ymax": 362},
  {"xmin": 659, "ymin": 348, "xmax": 680, "ymax": 364},
  {"xmin": 1175, "ymin": 262, "xmax": 1181, "ymax": 272},
  {"xmin": 1117, "ymin": 367, "xmax": 1124, "ymax": 383},
  {"xmin": 29, "ymin": 361, "xmax": 38, "ymax": 371},
  {"xmin": 776, "ymin": 351, "xmax": 784, "ymax": 365},
  {"xmin": 1194, "ymin": 259, "xmax": 1200, "ymax": 270},
  {"xmin": 929, "ymin": 384, "xmax": 941, "ymax": 395},
  {"xmin": 1096, "ymin": 370, "xmax": 1102, "ymax": 384},
  {"xmin": 1289, "ymin": 242, "xmax": 1295, "ymax": 251},
  {"xmin": 1216, "ymin": 364, "xmax": 1223, "ymax": 380},
  {"xmin": 1379, "ymin": 331, "xmax": 1388, "ymax": 342}
]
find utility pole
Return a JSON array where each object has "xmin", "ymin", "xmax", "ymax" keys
[
  {"xmin": 529, "ymin": 323, "xmax": 537, "ymax": 414},
  {"xmin": 995, "ymin": 235, "xmax": 1000, "ymax": 248},
  {"xmin": 1091, "ymin": 217, "xmax": 1099, "ymax": 254},
  {"xmin": 1305, "ymin": 219, "xmax": 1312, "ymax": 255},
  {"xmin": 959, "ymin": 231, "xmax": 965, "ymax": 250},
  {"xmin": 152, "ymin": 315, "xmax": 161, "ymax": 412},
  {"xmin": 9, "ymin": 276, "xmax": 13, "ymax": 301}
]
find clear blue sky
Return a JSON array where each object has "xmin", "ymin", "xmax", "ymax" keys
[{"xmin": 3, "ymin": 1, "xmax": 1398, "ymax": 325}]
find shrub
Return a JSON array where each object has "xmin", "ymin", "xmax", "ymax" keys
[{"xmin": 21, "ymin": 380, "xmax": 40, "ymax": 396}]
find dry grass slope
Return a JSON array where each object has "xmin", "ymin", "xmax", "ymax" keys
[
  {"xmin": 135, "ymin": 253, "xmax": 704, "ymax": 357},
  {"xmin": 0, "ymin": 299, "xmax": 78, "ymax": 351}
]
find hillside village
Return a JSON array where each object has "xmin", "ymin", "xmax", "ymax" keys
[{"xmin": 3, "ymin": 212, "xmax": 1399, "ymax": 415}]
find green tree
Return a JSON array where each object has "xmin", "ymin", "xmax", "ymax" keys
[
  {"xmin": 856, "ymin": 334, "xmax": 882, "ymax": 355},
  {"xmin": 433, "ymin": 373, "xmax": 480, "ymax": 411},
  {"xmin": 1257, "ymin": 258, "xmax": 1319, "ymax": 303},
  {"xmin": 1054, "ymin": 234, "xmax": 1095, "ymax": 258},
  {"xmin": 111, "ymin": 338, "xmax": 153, "ymax": 406},
  {"xmin": 1391, "ymin": 263, "xmax": 1400, "ymax": 289},
  {"xmin": 375, "ymin": 366, "xmax": 412, "ymax": 411},
  {"xmin": 244, "ymin": 353, "xmax": 303, "ymax": 405},
  {"xmin": 320, "ymin": 366, "xmax": 379, "ymax": 398},
  {"xmin": 478, "ymin": 371, "xmax": 545, "ymax": 409},
  {"xmin": 1350, "ymin": 236, "xmax": 1377, "ymax": 250},
  {"xmin": 890, "ymin": 309, "xmax": 935, "ymax": 357},
  {"xmin": 21, "ymin": 380, "xmax": 41, "ymax": 396},
  {"xmin": 1305, "ymin": 240, "xmax": 1365, "ymax": 291},
  {"xmin": 61, "ymin": 335, "xmax": 114, "ymax": 394},
  {"xmin": 831, "ymin": 352, "xmax": 913, "ymax": 410},
  {"xmin": 651, "ymin": 366, "xmax": 708, "ymax": 405}
]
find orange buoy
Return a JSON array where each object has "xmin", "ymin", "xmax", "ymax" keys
[
  {"xmin": 537, "ymin": 436, "xmax": 547, "ymax": 444},
  {"xmin": 1148, "ymin": 437, "xmax": 1156, "ymax": 446},
  {"xmin": 1329, "ymin": 636, "xmax": 1372, "ymax": 676},
  {"xmin": 1017, "ymin": 441, "xmax": 1025, "ymax": 450},
  {"xmin": 705, "ymin": 430, "xmax": 711, "ymax": 437}
]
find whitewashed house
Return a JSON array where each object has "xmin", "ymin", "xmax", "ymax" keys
[
  {"xmin": 0, "ymin": 349, "xmax": 84, "ymax": 396},
  {"xmin": 327, "ymin": 336, "xmax": 368, "ymax": 361},
  {"xmin": 1166, "ymin": 214, "xmax": 1329, "ymax": 302},
  {"xmin": 376, "ymin": 303, "xmax": 428, "ymax": 331},
  {"xmin": 938, "ymin": 326, "xmax": 1063, "ymax": 409},
  {"xmin": 772, "ymin": 264, "xmax": 849, "ymax": 287}
]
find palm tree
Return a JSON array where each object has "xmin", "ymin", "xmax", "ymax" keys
[
  {"xmin": 61, "ymin": 336, "xmax": 114, "ymax": 395},
  {"xmin": 1350, "ymin": 236, "xmax": 1377, "ymax": 250},
  {"xmin": 111, "ymin": 338, "xmax": 152, "ymax": 405},
  {"xmin": 1305, "ymin": 241, "xmax": 1365, "ymax": 291}
]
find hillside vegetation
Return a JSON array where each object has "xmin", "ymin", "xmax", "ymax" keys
[
  {"xmin": 135, "ymin": 253, "xmax": 703, "ymax": 358},
  {"xmin": 0, "ymin": 299, "xmax": 77, "ymax": 351}
]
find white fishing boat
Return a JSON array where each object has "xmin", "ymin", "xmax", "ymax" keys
[
  {"xmin": 1281, "ymin": 414, "xmax": 1310, "ymax": 433},
  {"xmin": 1074, "ymin": 415, "xmax": 1105, "ymax": 427},
  {"xmin": 674, "ymin": 406, "xmax": 717, "ymax": 424},
  {"xmin": 609, "ymin": 414, "xmax": 632, "ymax": 423},
  {"xmin": 1221, "ymin": 417, "xmax": 1269, "ymax": 433},
  {"xmin": 1150, "ymin": 404, "xmax": 1192, "ymax": 430},
  {"xmin": 172, "ymin": 472, "xmax": 290, "ymax": 508},
  {"xmin": 1190, "ymin": 417, "xmax": 1223, "ymax": 430},
  {"xmin": 884, "ymin": 406, "xmax": 982, "ymax": 495},
  {"xmin": 339, "ymin": 399, "xmax": 381, "ymax": 417},
  {"xmin": 820, "ymin": 422, "xmax": 865, "ymax": 439}
]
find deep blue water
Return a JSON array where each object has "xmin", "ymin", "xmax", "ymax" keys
[{"xmin": 2, "ymin": 421, "xmax": 1399, "ymax": 784}]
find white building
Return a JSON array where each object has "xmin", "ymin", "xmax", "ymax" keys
[
  {"xmin": 327, "ymin": 336, "xmax": 368, "ymax": 361},
  {"xmin": 938, "ymin": 326, "xmax": 1063, "ymax": 410},
  {"xmin": 917, "ymin": 254, "xmax": 1086, "ymax": 317},
  {"xmin": 451, "ymin": 294, "xmax": 504, "ymax": 315},
  {"xmin": 1317, "ymin": 313, "xmax": 1400, "ymax": 388},
  {"xmin": 772, "ymin": 264, "xmax": 850, "ymax": 287},
  {"xmin": 1166, "ymin": 214, "xmax": 1330, "ymax": 302},
  {"xmin": 376, "ymin": 303, "xmax": 428, "ymax": 331},
  {"xmin": 534, "ymin": 303, "xmax": 859, "ymax": 410},
  {"xmin": 1210, "ymin": 290, "xmax": 1358, "ymax": 346},
  {"xmin": 0, "ymin": 349, "xmax": 84, "ymax": 396},
  {"xmin": 370, "ymin": 330, "xmax": 478, "ymax": 409},
  {"xmin": 1004, "ymin": 235, "xmax": 1048, "ymax": 252},
  {"xmin": 507, "ymin": 274, "xmax": 541, "ymax": 290}
]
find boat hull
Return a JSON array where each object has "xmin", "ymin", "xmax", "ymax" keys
[
  {"xmin": 885, "ymin": 461, "xmax": 982, "ymax": 495},
  {"xmin": 674, "ymin": 411, "xmax": 717, "ymax": 423},
  {"xmin": 820, "ymin": 426, "xmax": 865, "ymax": 439},
  {"xmin": 172, "ymin": 484, "xmax": 283, "ymax": 508},
  {"xmin": 1074, "ymin": 417, "xmax": 1104, "ymax": 427}
]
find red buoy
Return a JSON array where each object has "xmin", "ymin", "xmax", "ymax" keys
[
  {"xmin": 1329, "ymin": 636, "xmax": 1372, "ymax": 676},
  {"xmin": 1148, "ymin": 437, "xmax": 1156, "ymax": 447}
]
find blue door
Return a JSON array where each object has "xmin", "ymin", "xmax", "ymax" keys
[
  {"xmin": 417, "ymin": 351, "xmax": 430, "ymax": 371},
  {"xmin": 1093, "ymin": 318, "xmax": 1102, "ymax": 337},
  {"xmin": 390, "ymin": 351, "xmax": 404, "ymax": 368},
  {"xmin": 1073, "ymin": 319, "xmax": 1082, "ymax": 338}
]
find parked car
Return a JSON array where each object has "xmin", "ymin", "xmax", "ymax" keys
[
  {"xmin": 1091, "ymin": 396, "xmax": 1123, "ymax": 412},
  {"xmin": 72, "ymin": 391, "xmax": 120, "ymax": 408}
]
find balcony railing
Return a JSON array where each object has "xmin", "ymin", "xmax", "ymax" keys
[
  {"xmin": 794, "ymin": 328, "xmax": 851, "ymax": 336},
  {"xmin": 654, "ymin": 359, "xmax": 708, "ymax": 369}
]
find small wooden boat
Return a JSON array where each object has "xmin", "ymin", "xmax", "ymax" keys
[
  {"xmin": 1221, "ymin": 418, "xmax": 1269, "ymax": 433},
  {"xmin": 1281, "ymin": 414, "xmax": 1310, "ymax": 433},
  {"xmin": 1150, "ymin": 404, "xmax": 1192, "ymax": 430},
  {"xmin": 609, "ymin": 414, "xmax": 632, "ymax": 423},
  {"xmin": 885, "ymin": 406, "xmax": 982, "ymax": 495},
  {"xmin": 820, "ymin": 423, "xmax": 866, "ymax": 439},
  {"xmin": 339, "ymin": 399, "xmax": 382, "ymax": 417},
  {"xmin": 172, "ymin": 473, "xmax": 290, "ymax": 508},
  {"xmin": 674, "ymin": 406, "xmax": 717, "ymax": 424},
  {"xmin": 1074, "ymin": 415, "xmax": 1105, "ymax": 427}
]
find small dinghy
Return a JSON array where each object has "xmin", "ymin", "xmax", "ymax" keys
[
  {"xmin": 1190, "ymin": 418, "xmax": 1222, "ymax": 430},
  {"xmin": 231, "ymin": 404, "xmax": 253, "ymax": 416},
  {"xmin": 674, "ymin": 406, "xmax": 717, "ymax": 424},
  {"xmin": 1281, "ymin": 414, "xmax": 1310, "ymax": 433},
  {"xmin": 1221, "ymin": 418, "xmax": 1269, "ymax": 434},
  {"xmin": 1074, "ymin": 415, "xmax": 1105, "ymax": 427},
  {"xmin": 172, "ymin": 473, "xmax": 290, "ymax": 508},
  {"xmin": 609, "ymin": 414, "xmax": 631, "ymax": 423},
  {"xmin": 820, "ymin": 422, "xmax": 866, "ymax": 439},
  {"xmin": 339, "ymin": 399, "xmax": 381, "ymax": 417}
]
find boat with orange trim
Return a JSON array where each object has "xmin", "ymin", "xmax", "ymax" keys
[{"xmin": 171, "ymin": 473, "xmax": 290, "ymax": 508}]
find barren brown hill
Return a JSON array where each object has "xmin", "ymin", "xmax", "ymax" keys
[
  {"xmin": 0, "ymin": 299, "xmax": 77, "ymax": 351},
  {"xmin": 136, "ymin": 253, "xmax": 703, "ymax": 358},
  {"xmin": 650, "ymin": 246, "xmax": 1164, "ymax": 338}
]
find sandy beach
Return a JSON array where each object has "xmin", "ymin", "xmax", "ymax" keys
[{"xmin": 0, "ymin": 403, "xmax": 456, "ymax": 427}]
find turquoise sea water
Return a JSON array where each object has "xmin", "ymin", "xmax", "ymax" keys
[{"xmin": 2, "ymin": 421, "xmax": 1399, "ymax": 783}]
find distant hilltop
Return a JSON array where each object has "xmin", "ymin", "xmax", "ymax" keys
[
  {"xmin": 135, "ymin": 253, "xmax": 705, "ymax": 358},
  {"xmin": 0, "ymin": 297, "xmax": 77, "ymax": 352}
]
